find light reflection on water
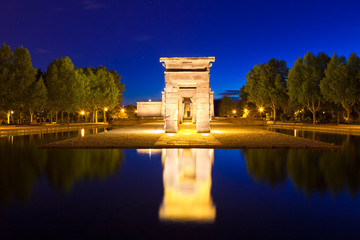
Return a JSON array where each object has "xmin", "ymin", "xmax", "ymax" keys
[
  {"xmin": 0, "ymin": 128, "xmax": 360, "ymax": 238},
  {"xmin": 159, "ymin": 149, "xmax": 215, "ymax": 223}
]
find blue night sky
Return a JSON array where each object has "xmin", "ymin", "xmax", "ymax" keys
[{"xmin": 1, "ymin": 0, "xmax": 360, "ymax": 105}]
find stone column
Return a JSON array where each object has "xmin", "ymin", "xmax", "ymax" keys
[
  {"xmin": 196, "ymin": 83, "xmax": 210, "ymax": 133},
  {"xmin": 192, "ymin": 96, "xmax": 197, "ymax": 124},
  {"xmin": 179, "ymin": 99, "xmax": 183, "ymax": 124},
  {"xmin": 161, "ymin": 91, "xmax": 165, "ymax": 117},
  {"xmin": 210, "ymin": 91, "xmax": 214, "ymax": 119},
  {"xmin": 165, "ymin": 76, "xmax": 179, "ymax": 133}
]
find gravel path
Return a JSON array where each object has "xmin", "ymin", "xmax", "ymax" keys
[{"xmin": 40, "ymin": 120, "xmax": 339, "ymax": 149}]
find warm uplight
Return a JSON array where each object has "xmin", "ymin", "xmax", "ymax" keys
[
  {"xmin": 211, "ymin": 130, "xmax": 221, "ymax": 133},
  {"xmin": 244, "ymin": 109, "xmax": 248, "ymax": 113},
  {"xmin": 232, "ymin": 110, "xmax": 236, "ymax": 114},
  {"xmin": 81, "ymin": 129, "xmax": 85, "ymax": 137},
  {"xmin": 121, "ymin": 109, "xmax": 125, "ymax": 113},
  {"xmin": 259, "ymin": 108, "xmax": 263, "ymax": 112},
  {"xmin": 149, "ymin": 130, "xmax": 165, "ymax": 133},
  {"xmin": 105, "ymin": 107, "xmax": 108, "ymax": 112},
  {"xmin": 10, "ymin": 111, "xmax": 14, "ymax": 114}
]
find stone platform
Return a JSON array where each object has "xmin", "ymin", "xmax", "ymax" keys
[{"xmin": 40, "ymin": 120, "xmax": 340, "ymax": 149}]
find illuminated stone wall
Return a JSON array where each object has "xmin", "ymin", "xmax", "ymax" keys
[
  {"xmin": 136, "ymin": 101, "xmax": 163, "ymax": 117},
  {"xmin": 160, "ymin": 57, "xmax": 215, "ymax": 133}
]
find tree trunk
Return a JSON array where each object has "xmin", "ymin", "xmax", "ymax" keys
[
  {"xmin": 95, "ymin": 111, "xmax": 98, "ymax": 123},
  {"xmin": 19, "ymin": 112, "xmax": 22, "ymax": 124},
  {"xmin": 67, "ymin": 112, "xmax": 70, "ymax": 123},
  {"xmin": 272, "ymin": 107, "xmax": 276, "ymax": 124},
  {"xmin": 104, "ymin": 110, "xmax": 106, "ymax": 123},
  {"xmin": 77, "ymin": 113, "xmax": 80, "ymax": 123},
  {"xmin": 7, "ymin": 111, "xmax": 10, "ymax": 124},
  {"xmin": 337, "ymin": 111, "xmax": 340, "ymax": 125},
  {"xmin": 312, "ymin": 111, "xmax": 316, "ymax": 125},
  {"xmin": 61, "ymin": 111, "xmax": 64, "ymax": 123},
  {"xmin": 30, "ymin": 111, "xmax": 33, "ymax": 123},
  {"xmin": 346, "ymin": 109, "xmax": 350, "ymax": 123},
  {"xmin": 55, "ymin": 111, "xmax": 58, "ymax": 123}
]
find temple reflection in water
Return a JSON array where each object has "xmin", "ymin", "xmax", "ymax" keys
[{"xmin": 159, "ymin": 149, "xmax": 216, "ymax": 222}]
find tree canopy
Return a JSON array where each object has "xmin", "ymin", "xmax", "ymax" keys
[{"xmin": 244, "ymin": 58, "xmax": 288, "ymax": 123}]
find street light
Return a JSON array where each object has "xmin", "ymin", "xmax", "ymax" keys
[
  {"xmin": 121, "ymin": 109, "xmax": 125, "ymax": 113},
  {"xmin": 259, "ymin": 107, "xmax": 263, "ymax": 112},
  {"xmin": 11, "ymin": 111, "xmax": 14, "ymax": 114},
  {"xmin": 105, "ymin": 108, "xmax": 108, "ymax": 112},
  {"xmin": 232, "ymin": 110, "xmax": 236, "ymax": 114},
  {"xmin": 81, "ymin": 111, "xmax": 85, "ymax": 115},
  {"xmin": 244, "ymin": 109, "xmax": 248, "ymax": 113}
]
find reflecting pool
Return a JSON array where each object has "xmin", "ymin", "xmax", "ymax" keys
[{"xmin": 0, "ymin": 128, "xmax": 360, "ymax": 239}]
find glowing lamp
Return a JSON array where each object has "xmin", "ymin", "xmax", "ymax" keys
[
  {"xmin": 232, "ymin": 110, "xmax": 236, "ymax": 114},
  {"xmin": 121, "ymin": 109, "xmax": 125, "ymax": 113},
  {"xmin": 81, "ymin": 111, "xmax": 85, "ymax": 115},
  {"xmin": 105, "ymin": 108, "xmax": 108, "ymax": 112},
  {"xmin": 11, "ymin": 111, "xmax": 14, "ymax": 114},
  {"xmin": 244, "ymin": 109, "xmax": 248, "ymax": 113},
  {"xmin": 259, "ymin": 108, "xmax": 263, "ymax": 112}
]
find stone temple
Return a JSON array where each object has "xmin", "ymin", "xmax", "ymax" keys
[{"xmin": 137, "ymin": 57, "xmax": 215, "ymax": 133}]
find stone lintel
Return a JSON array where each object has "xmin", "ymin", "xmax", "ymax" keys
[{"xmin": 160, "ymin": 57, "xmax": 215, "ymax": 70}]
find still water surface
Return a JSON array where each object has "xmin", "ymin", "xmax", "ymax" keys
[{"xmin": 0, "ymin": 128, "xmax": 359, "ymax": 239}]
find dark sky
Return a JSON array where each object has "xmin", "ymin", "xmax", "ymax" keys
[{"xmin": 1, "ymin": 0, "xmax": 360, "ymax": 105}]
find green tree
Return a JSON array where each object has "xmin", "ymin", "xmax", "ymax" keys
[
  {"xmin": 87, "ymin": 66, "xmax": 120, "ymax": 122},
  {"xmin": 45, "ymin": 59, "xmax": 63, "ymax": 122},
  {"xmin": 245, "ymin": 58, "xmax": 288, "ymax": 123},
  {"xmin": 321, "ymin": 53, "xmax": 358, "ymax": 122},
  {"xmin": 219, "ymin": 96, "xmax": 235, "ymax": 117},
  {"xmin": 25, "ymin": 76, "xmax": 48, "ymax": 123},
  {"xmin": 10, "ymin": 46, "xmax": 37, "ymax": 123},
  {"xmin": 0, "ymin": 44, "xmax": 14, "ymax": 123},
  {"xmin": 46, "ymin": 57, "xmax": 79, "ymax": 123},
  {"xmin": 287, "ymin": 52, "xmax": 330, "ymax": 124}
]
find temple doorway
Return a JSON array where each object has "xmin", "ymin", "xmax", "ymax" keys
[{"xmin": 183, "ymin": 97, "xmax": 192, "ymax": 120}]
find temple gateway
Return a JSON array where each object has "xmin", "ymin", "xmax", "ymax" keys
[{"xmin": 137, "ymin": 57, "xmax": 215, "ymax": 133}]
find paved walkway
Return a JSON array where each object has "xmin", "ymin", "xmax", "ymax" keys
[
  {"xmin": 268, "ymin": 122, "xmax": 360, "ymax": 135},
  {"xmin": 40, "ymin": 120, "xmax": 339, "ymax": 149},
  {"xmin": 0, "ymin": 123, "xmax": 108, "ymax": 137}
]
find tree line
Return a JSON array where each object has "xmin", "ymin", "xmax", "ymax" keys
[
  {"xmin": 234, "ymin": 52, "xmax": 360, "ymax": 124},
  {"xmin": 0, "ymin": 44, "xmax": 124, "ymax": 124}
]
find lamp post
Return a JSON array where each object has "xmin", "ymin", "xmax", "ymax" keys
[
  {"xmin": 259, "ymin": 107, "xmax": 263, "ymax": 119},
  {"xmin": 104, "ymin": 107, "xmax": 108, "ymax": 123}
]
